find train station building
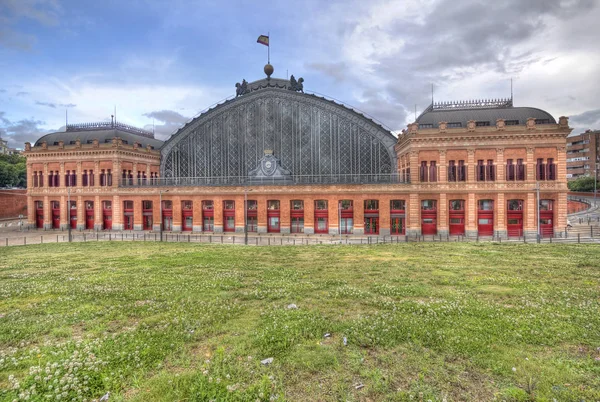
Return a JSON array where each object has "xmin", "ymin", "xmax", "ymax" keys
[{"xmin": 24, "ymin": 68, "xmax": 571, "ymax": 238}]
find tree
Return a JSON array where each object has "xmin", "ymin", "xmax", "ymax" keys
[{"xmin": 568, "ymin": 176, "xmax": 596, "ymax": 192}]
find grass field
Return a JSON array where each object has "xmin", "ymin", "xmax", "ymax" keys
[{"xmin": 0, "ymin": 243, "xmax": 599, "ymax": 401}]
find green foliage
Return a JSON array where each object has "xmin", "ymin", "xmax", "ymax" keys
[
  {"xmin": 0, "ymin": 242, "xmax": 599, "ymax": 401},
  {"xmin": 0, "ymin": 154, "xmax": 26, "ymax": 187},
  {"xmin": 568, "ymin": 175, "xmax": 596, "ymax": 192}
]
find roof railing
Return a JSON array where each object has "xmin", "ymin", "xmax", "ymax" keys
[
  {"xmin": 66, "ymin": 121, "xmax": 155, "ymax": 139},
  {"xmin": 431, "ymin": 98, "xmax": 513, "ymax": 111}
]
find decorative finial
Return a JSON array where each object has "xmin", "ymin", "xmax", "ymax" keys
[{"xmin": 264, "ymin": 63, "xmax": 274, "ymax": 79}]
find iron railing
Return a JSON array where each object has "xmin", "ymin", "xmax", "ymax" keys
[{"xmin": 118, "ymin": 174, "xmax": 410, "ymax": 188}]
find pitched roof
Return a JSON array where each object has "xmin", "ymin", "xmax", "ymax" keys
[{"xmin": 416, "ymin": 99, "xmax": 556, "ymax": 128}]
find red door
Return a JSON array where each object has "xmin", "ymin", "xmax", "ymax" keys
[
  {"xmin": 70, "ymin": 209, "xmax": 77, "ymax": 229},
  {"xmin": 36, "ymin": 207, "xmax": 44, "ymax": 229},
  {"xmin": 52, "ymin": 211, "xmax": 60, "ymax": 229},
  {"xmin": 364, "ymin": 217, "xmax": 379, "ymax": 234},
  {"xmin": 267, "ymin": 201, "xmax": 280, "ymax": 233},
  {"xmin": 478, "ymin": 211, "xmax": 494, "ymax": 236},
  {"xmin": 182, "ymin": 211, "xmax": 193, "ymax": 231},
  {"xmin": 507, "ymin": 200, "xmax": 523, "ymax": 237},
  {"xmin": 124, "ymin": 215, "xmax": 133, "ymax": 230},
  {"xmin": 86, "ymin": 210, "xmax": 94, "ymax": 229},
  {"xmin": 421, "ymin": 212, "xmax": 437, "ymax": 235},
  {"xmin": 390, "ymin": 217, "xmax": 404, "ymax": 235},
  {"xmin": 540, "ymin": 200, "xmax": 553, "ymax": 238}
]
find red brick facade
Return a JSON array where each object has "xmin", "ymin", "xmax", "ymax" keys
[
  {"xmin": 24, "ymin": 115, "xmax": 571, "ymax": 238},
  {"xmin": 0, "ymin": 189, "xmax": 27, "ymax": 220}
]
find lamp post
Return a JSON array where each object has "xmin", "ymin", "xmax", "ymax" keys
[
  {"xmin": 159, "ymin": 189, "xmax": 169, "ymax": 242},
  {"xmin": 67, "ymin": 187, "xmax": 72, "ymax": 242}
]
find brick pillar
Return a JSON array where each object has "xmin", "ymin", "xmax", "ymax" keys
[
  {"xmin": 439, "ymin": 150, "xmax": 447, "ymax": 183},
  {"xmin": 77, "ymin": 162, "xmax": 82, "ymax": 188},
  {"xmin": 27, "ymin": 163, "xmax": 33, "ymax": 189},
  {"xmin": 60, "ymin": 194, "xmax": 67, "ymax": 230},
  {"xmin": 328, "ymin": 199, "xmax": 339, "ymax": 235},
  {"xmin": 43, "ymin": 163, "xmax": 49, "ymax": 189},
  {"xmin": 94, "ymin": 162, "xmax": 100, "ymax": 188},
  {"xmin": 496, "ymin": 148, "xmax": 505, "ymax": 182},
  {"xmin": 113, "ymin": 160, "xmax": 121, "ymax": 188},
  {"xmin": 59, "ymin": 162, "xmax": 65, "ymax": 188},
  {"xmin": 526, "ymin": 147, "xmax": 535, "ymax": 182},
  {"xmin": 556, "ymin": 192, "xmax": 567, "ymax": 230},
  {"xmin": 556, "ymin": 146, "xmax": 567, "ymax": 183},
  {"xmin": 193, "ymin": 197, "xmax": 203, "ymax": 232},
  {"xmin": 438, "ymin": 193, "xmax": 448, "ymax": 236},
  {"xmin": 132, "ymin": 162, "xmax": 138, "ymax": 186},
  {"xmin": 353, "ymin": 198, "xmax": 365, "ymax": 235},
  {"xmin": 172, "ymin": 195, "xmax": 182, "ymax": 232},
  {"xmin": 280, "ymin": 198, "xmax": 291, "ymax": 234},
  {"xmin": 133, "ymin": 198, "xmax": 143, "ymax": 231},
  {"xmin": 467, "ymin": 149, "xmax": 475, "ymax": 183},
  {"xmin": 409, "ymin": 151, "xmax": 419, "ymax": 183},
  {"xmin": 378, "ymin": 196, "xmax": 391, "ymax": 236},
  {"xmin": 27, "ymin": 195, "xmax": 35, "ymax": 227},
  {"xmin": 213, "ymin": 196, "xmax": 223, "ymax": 233},
  {"xmin": 43, "ymin": 195, "xmax": 51, "ymax": 229},
  {"xmin": 526, "ymin": 192, "xmax": 536, "ymax": 236},
  {"xmin": 95, "ymin": 195, "xmax": 102, "ymax": 230},
  {"xmin": 112, "ymin": 195, "xmax": 122, "ymax": 230},
  {"xmin": 466, "ymin": 192, "xmax": 476, "ymax": 237},
  {"xmin": 256, "ymin": 198, "xmax": 267, "ymax": 234},
  {"xmin": 235, "ymin": 195, "xmax": 245, "ymax": 233},
  {"xmin": 496, "ymin": 193, "xmax": 506, "ymax": 238},
  {"xmin": 77, "ymin": 195, "xmax": 84, "ymax": 230},
  {"xmin": 407, "ymin": 193, "xmax": 420, "ymax": 236},
  {"xmin": 304, "ymin": 198, "xmax": 314, "ymax": 234}
]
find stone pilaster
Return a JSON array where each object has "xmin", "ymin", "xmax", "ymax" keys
[
  {"xmin": 407, "ymin": 193, "xmax": 420, "ymax": 236},
  {"xmin": 467, "ymin": 149, "xmax": 475, "ymax": 183},
  {"xmin": 438, "ymin": 193, "xmax": 448, "ymax": 236},
  {"xmin": 466, "ymin": 193, "xmax": 477, "ymax": 237},
  {"xmin": 439, "ymin": 150, "xmax": 447, "ymax": 183},
  {"xmin": 77, "ymin": 195, "xmax": 85, "ymax": 230},
  {"xmin": 94, "ymin": 195, "xmax": 102, "ymax": 230},
  {"xmin": 526, "ymin": 147, "xmax": 535, "ymax": 182},
  {"xmin": 353, "ymin": 198, "xmax": 365, "ymax": 235},
  {"xmin": 59, "ymin": 162, "xmax": 65, "ymax": 188},
  {"xmin": 496, "ymin": 148, "xmax": 505, "ymax": 181},
  {"xmin": 43, "ymin": 195, "xmax": 51, "ymax": 229}
]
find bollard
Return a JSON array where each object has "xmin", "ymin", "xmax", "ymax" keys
[
  {"xmin": 5, "ymin": 238, "xmax": 7, "ymax": 246},
  {"xmin": 578, "ymin": 233, "xmax": 580, "ymax": 243},
  {"xmin": 188, "ymin": 235, "xmax": 191, "ymax": 243},
  {"xmin": 41, "ymin": 236, "xmax": 43, "ymax": 244},
  {"xmin": 24, "ymin": 237, "xmax": 26, "ymax": 245},
  {"xmin": 110, "ymin": 234, "xmax": 112, "ymax": 241}
]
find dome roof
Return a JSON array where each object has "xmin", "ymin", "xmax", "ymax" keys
[
  {"xmin": 416, "ymin": 99, "xmax": 556, "ymax": 128},
  {"xmin": 34, "ymin": 122, "xmax": 164, "ymax": 149}
]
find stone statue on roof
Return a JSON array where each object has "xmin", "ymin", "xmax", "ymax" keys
[
  {"xmin": 288, "ymin": 75, "xmax": 304, "ymax": 93},
  {"xmin": 235, "ymin": 79, "xmax": 249, "ymax": 97}
]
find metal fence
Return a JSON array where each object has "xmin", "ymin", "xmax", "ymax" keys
[{"xmin": 2, "ymin": 229, "xmax": 600, "ymax": 247}]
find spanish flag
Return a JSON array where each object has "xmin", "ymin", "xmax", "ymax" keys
[{"xmin": 257, "ymin": 35, "xmax": 269, "ymax": 46}]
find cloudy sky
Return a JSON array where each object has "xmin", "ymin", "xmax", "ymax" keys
[{"xmin": 1, "ymin": 0, "xmax": 599, "ymax": 148}]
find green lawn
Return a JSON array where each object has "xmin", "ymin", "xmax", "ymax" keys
[{"xmin": 0, "ymin": 242, "xmax": 599, "ymax": 401}]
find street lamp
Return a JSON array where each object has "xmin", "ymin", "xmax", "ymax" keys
[{"xmin": 159, "ymin": 189, "xmax": 169, "ymax": 242}]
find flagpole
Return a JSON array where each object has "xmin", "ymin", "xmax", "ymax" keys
[{"xmin": 268, "ymin": 31, "xmax": 270, "ymax": 64}]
